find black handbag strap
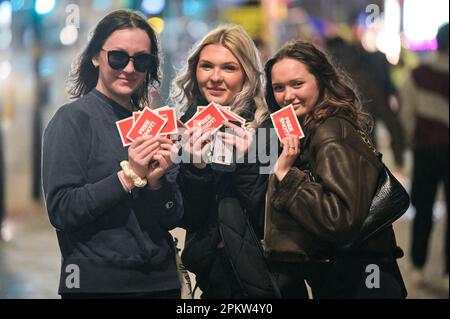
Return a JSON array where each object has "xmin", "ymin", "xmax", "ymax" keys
[{"xmin": 306, "ymin": 116, "xmax": 381, "ymax": 180}]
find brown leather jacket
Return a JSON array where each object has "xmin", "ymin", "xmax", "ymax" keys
[{"xmin": 267, "ymin": 114, "xmax": 402, "ymax": 262}]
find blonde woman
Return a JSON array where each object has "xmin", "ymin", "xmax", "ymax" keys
[{"xmin": 171, "ymin": 25, "xmax": 308, "ymax": 299}]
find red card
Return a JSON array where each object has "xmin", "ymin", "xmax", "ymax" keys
[
  {"xmin": 126, "ymin": 107, "xmax": 167, "ymax": 141},
  {"xmin": 177, "ymin": 119, "xmax": 187, "ymax": 129},
  {"xmin": 115, "ymin": 116, "xmax": 134, "ymax": 147},
  {"xmin": 221, "ymin": 109, "xmax": 246, "ymax": 125},
  {"xmin": 270, "ymin": 104, "xmax": 304, "ymax": 141},
  {"xmin": 165, "ymin": 120, "xmax": 187, "ymax": 142},
  {"xmin": 156, "ymin": 107, "xmax": 178, "ymax": 135},
  {"xmin": 133, "ymin": 111, "xmax": 141, "ymax": 122},
  {"xmin": 185, "ymin": 102, "xmax": 227, "ymax": 134},
  {"xmin": 197, "ymin": 106, "xmax": 245, "ymax": 125},
  {"xmin": 197, "ymin": 105, "xmax": 231, "ymax": 113}
]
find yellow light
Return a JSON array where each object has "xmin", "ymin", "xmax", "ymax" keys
[{"xmin": 148, "ymin": 17, "xmax": 164, "ymax": 34}]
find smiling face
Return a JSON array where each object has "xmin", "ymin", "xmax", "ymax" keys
[
  {"xmin": 93, "ymin": 28, "xmax": 151, "ymax": 108},
  {"xmin": 271, "ymin": 58, "xmax": 320, "ymax": 118},
  {"xmin": 196, "ymin": 44, "xmax": 245, "ymax": 106}
]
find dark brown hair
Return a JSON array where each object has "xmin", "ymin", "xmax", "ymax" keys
[{"xmin": 265, "ymin": 40, "xmax": 373, "ymax": 133}]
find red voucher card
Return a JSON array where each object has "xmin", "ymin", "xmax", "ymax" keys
[
  {"xmin": 126, "ymin": 107, "xmax": 167, "ymax": 141},
  {"xmin": 133, "ymin": 111, "xmax": 141, "ymax": 122},
  {"xmin": 197, "ymin": 106, "xmax": 231, "ymax": 113},
  {"xmin": 156, "ymin": 107, "xmax": 178, "ymax": 135},
  {"xmin": 270, "ymin": 104, "xmax": 305, "ymax": 141},
  {"xmin": 185, "ymin": 102, "xmax": 227, "ymax": 134},
  {"xmin": 221, "ymin": 109, "xmax": 246, "ymax": 125},
  {"xmin": 165, "ymin": 119, "xmax": 187, "ymax": 141},
  {"xmin": 115, "ymin": 116, "xmax": 134, "ymax": 147},
  {"xmin": 197, "ymin": 107, "xmax": 245, "ymax": 125}
]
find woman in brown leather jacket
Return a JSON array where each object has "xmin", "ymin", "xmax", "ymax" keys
[{"xmin": 264, "ymin": 40, "xmax": 407, "ymax": 298}]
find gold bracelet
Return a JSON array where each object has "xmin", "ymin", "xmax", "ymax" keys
[{"xmin": 120, "ymin": 161, "xmax": 147, "ymax": 188}]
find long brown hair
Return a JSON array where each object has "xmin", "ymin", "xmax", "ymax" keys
[{"xmin": 265, "ymin": 40, "xmax": 373, "ymax": 133}]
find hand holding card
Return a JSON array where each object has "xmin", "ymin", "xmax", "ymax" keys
[
  {"xmin": 270, "ymin": 104, "xmax": 305, "ymax": 141},
  {"xmin": 116, "ymin": 117, "xmax": 134, "ymax": 147},
  {"xmin": 185, "ymin": 102, "xmax": 228, "ymax": 134},
  {"xmin": 127, "ymin": 107, "xmax": 167, "ymax": 142},
  {"xmin": 156, "ymin": 107, "xmax": 178, "ymax": 136}
]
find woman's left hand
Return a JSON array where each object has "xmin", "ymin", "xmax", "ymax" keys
[
  {"xmin": 217, "ymin": 121, "xmax": 254, "ymax": 157},
  {"xmin": 274, "ymin": 135, "xmax": 301, "ymax": 182},
  {"xmin": 146, "ymin": 136, "xmax": 174, "ymax": 189}
]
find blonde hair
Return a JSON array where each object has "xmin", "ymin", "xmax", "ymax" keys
[{"xmin": 170, "ymin": 24, "xmax": 269, "ymax": 128}]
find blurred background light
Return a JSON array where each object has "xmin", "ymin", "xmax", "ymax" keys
[
  {"xmin": 183, "ymin": 0, "xmax": 209, "ymax": 17},
  {"xmin": 92, "ymin": 0, "xmax": 112, "ymax": 12},
  {"xmin": 0, "ymin": 1, "xmax": 12, "ymax": 28},
  {"xmin": 34, "ymin": 0, "xmax": 56, "ymax": 15},
  {"xmin": 11, "ymin": 0, "xmax": 25, "ymax": 12},
  {"xmin": 0, "ymin": 60, "xmax": 12, "ymax": 80},
  {"xmin": 375, "ymin": 0, "xmax": 401, "ymax": 64},
  {"xmin": 117, "ymin": 0, "xmax": 133, "ymax": 9},
  {"xmin": 0, "ymin": 30, "xmax": 12, "ymax": 50},
  {"xmin": 384, "ymin": 0, "xmax": 400, "ymax": 33},
  {"xmin": 217, "ymin": 0, "xmax": 245, "ymax": 7},
  {"xmin": 183, "ymin": 0, "xmax": 201, "ymax": 16},
  {"xmin": 38, "ymin": 56, "xmax": 55, "ymax": 78},
  {"xmin": 59, "ymin": 25, "xmax": 78, "ymax": 46},
  {"xmin": 148, "ymin": 17, "xmax": 165, "ymax": 34},
  {"xmin": 186, "ymin": 20, "xmax": 209, "ymax": 40},
  {"xmin": 141, "ymin": 0, "xmax": 165, "ymax": 15},
  {"xmin": 403, "ymin": 0, "xmax": 449, "ymax": 50}
]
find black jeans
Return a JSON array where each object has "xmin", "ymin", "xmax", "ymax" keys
[
  {"xmin": 305, "ymin": 258, "xmax": 407, "ymax": 299},
  {"xmin": 410, "ymin": 147, "xmax": 449, "ymax": 274}
]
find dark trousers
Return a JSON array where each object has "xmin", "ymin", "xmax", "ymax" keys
[
  {"xmin": 410, "ymin": 147, "xmax": 449, "ymax": 274},
  {"xmin": 305, "ymin": 258, "xmax": 407, "ymax": 299},
  {"xmin": 368, "ymin": 102, "xmax": 406, "ymax": 167}
]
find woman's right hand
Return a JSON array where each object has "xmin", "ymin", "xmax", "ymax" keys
[
  {"xmin": 128, "ymin": 135, "xmax": 161, "ymax": 178},
  {"xmin": 274, "ymin": 135, "xmax": 300, "ymax": 182},
  {"xmin": 181, "ymin": 126, "xmax": 213, "ymax": 169}
]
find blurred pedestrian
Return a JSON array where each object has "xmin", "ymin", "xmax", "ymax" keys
[
  {"xmin": 400, "ymin": 23, "xmax": 449, "ymax": 288},
  {"xmin": 326, "ymin": 31, "xmax": 406, "ymax": 169}
]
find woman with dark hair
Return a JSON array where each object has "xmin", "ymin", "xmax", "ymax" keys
[
  {"xmin": 42, "ymin": 10, "xmax": 183, "ymax": 298},
  {"xmin": 264, "ymin": 41, "xmax": 407, "ymax": 298}
]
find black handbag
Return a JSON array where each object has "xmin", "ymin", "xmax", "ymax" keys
[{"xmin": 335, "ymin": 130, "xmax": 410, "ymax": 253}]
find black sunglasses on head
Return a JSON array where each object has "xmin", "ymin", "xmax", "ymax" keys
[{"xmin": 101, "ymin": 49, "xmax": 153, "ymax": 73}]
